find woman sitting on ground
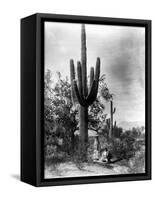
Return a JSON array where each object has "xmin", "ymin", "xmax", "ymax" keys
[{"xmin": 100, "ymin": 148, "xmax": 112, "ymax": 163}]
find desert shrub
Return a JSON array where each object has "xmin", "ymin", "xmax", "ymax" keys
[
  {"xmin": 128, "ymin": 150, "xmax": 145, "ymax": 173},
  {"xmin": 44, "ymin": 132, "xmax": 70, "ymax": 169},
  {"xmin": 45, "ymin": 144, "xmax": 66, "ymax": 164},
  {"xmin": 113, "ymin": 127, "xmax": 123, "ymax": 138},
  {"xmin": 110, "ymin": 136, "xmax": 136, "ymax": 160},
  {"xmin": 45, "ymin": 154, "xmax": 64, "ymax": 170},
  {"xmin": 98, "ymin": 130, "xmax": 138, "ymax": 161},
  {"xmin": 44, "ymin": 145, "xmax": 65, "ymax": 171}
]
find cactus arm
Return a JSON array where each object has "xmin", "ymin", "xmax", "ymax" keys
[
  {"xmin": 86, "ymin": 58, "xmax": 100, "ymax": 105},
  {"xmin": 73, "ymin": 80, "xmax": 86, "ymax": 107},
  {"xmin": 95, "ymin": 57, "xmax": 100, "ymax": 81},
  {"xmin": 106, "ymin": 118, "xmax": 110, "ymax": 129},
  {"xmin": 89, "ymin": 67, "xmax": 94, "ymax": 91},
  {"xmin": 77, "ymin": 61, "xmax": 83, "ymax": 97},
  {"xmin": 86, "ymin": 80, "xmax": 97, "ymax": 105},
  {"xmin": 90, "ymin": 57, "xmax": 100, "ymax": 101},
  {"xmin": 108, "ymin": 119, "xmax": 110, "ymax": 129},
  {"xmin": 70, "ymin": 59, "xmax": 77, "ymax": 102},
  {"xmin": 70, "ymin": 59, "xmax": 75, "ymax": 80},
  {"xmin": 113, "ymin": 107, "xmax": 116, "ymax": 114}
]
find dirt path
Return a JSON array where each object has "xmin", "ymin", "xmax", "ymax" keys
[{"xmin": 45, "ymin": 161, "xmax": 130, "ymax": 179}]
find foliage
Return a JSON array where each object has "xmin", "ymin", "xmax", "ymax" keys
[
  {"xmin": 44, "ymin": 69, "xmax": 145, "ymax": 175},
  {"xmin": 99, "ymin": 74, "xmax": 113, "ymax": 101},
  {"xmin": 98, "ymin": 128, "xmax": 141, "ymax": 161},
  {"xmin": 88, "ymin": 75, "xmax": 113, "ymax": 131},
  {"xmin": 113, "ymin": 126, "xmax": 123, "ymax": 138},
  {"xmin": 44, "ymin": 70, "xmax": 78, "ymax": 160},
  {"xmin": 128, "ymin": 150, "xmax": 145, "ymax": 173},
  {"xmin": 88, "ymin": 98, "xmax": 106, "ymax": 131},
  {"xmin": 111, "ymin": 134, "xmax": 136, "ymax": 160},
  {"xmin": 44, "ymin": 69, "xmax": 113, "ymax": 163}
]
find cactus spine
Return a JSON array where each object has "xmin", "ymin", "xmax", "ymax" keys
[
  {"xmin": 70, "ymin": 24, "xmax": 100, "ymax": 157},
  {"xmin": 109, "ymin": 100, "xmax": 116, "ymax": 138}
]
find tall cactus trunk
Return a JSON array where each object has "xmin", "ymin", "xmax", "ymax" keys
[{"xmin": 79, "ymin": 106, "xmax": 88, "ymax": 144}]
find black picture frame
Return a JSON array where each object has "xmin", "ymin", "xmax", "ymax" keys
[{"xmin": 21, "ymin": 13, "xmax": 151, "ymax": 187}]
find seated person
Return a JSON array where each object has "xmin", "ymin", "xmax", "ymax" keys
[
  {"xmin": 107, "ymin": 151, "xmax": 112, "ymax": 163},
  {"xmin": 100, "ymin": 148, "xmax": 112, "ymax": 163}
]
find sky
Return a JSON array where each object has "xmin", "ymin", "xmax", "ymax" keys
[{"xmin": 44, "ymin": 22, "xmax": 145, "ymax": 125}]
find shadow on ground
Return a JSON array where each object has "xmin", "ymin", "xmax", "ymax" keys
[{"xmin": 11, "ymin": 174, "xmax": 20, "ymax": 181}]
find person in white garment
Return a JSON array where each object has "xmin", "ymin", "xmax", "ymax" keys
[{"xmin": 100, "ymin": 148, "xmax": 109, "ymax": 162}]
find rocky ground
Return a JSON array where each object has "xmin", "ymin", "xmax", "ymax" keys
[{"xmin": 45, "ymin": 161, "xmax": 131, "ymax": 179}]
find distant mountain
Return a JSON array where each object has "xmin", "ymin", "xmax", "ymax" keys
[{"xmin": 118, "ymin": 121, "xmax": 145, "ymax": 130}]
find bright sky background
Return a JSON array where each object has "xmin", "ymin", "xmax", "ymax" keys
[{"xmin": 44, "ymin": 22, "xmax": 145, "ymax": 125}]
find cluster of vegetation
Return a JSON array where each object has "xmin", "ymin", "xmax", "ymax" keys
[
  {"xmin": 44, "ymin": 69, "xmax": 110, "ymax": 163},
  {"xmin": 44, "ymin": 69, "xmax": 145, "ymax": 173}
]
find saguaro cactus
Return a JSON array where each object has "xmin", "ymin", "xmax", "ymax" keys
[
  {"xmin": 109, "ymin": 100, "xmax": 116, "ymax": 138},
  {"xmin": 106, "ymin": 118, "xmax": 110, "ymax": 129},
  {"xmin": 70, "ymin": 24, "xmax": 100, "ymax": 157}
]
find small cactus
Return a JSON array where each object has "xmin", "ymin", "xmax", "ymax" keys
[
  {"xmin": 109, "ymin": 100, "xmax": 116, "ymax": 138},
  {"xmin": 106, "ymin": 118, "xmax": 110, "ymax": 129}
]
